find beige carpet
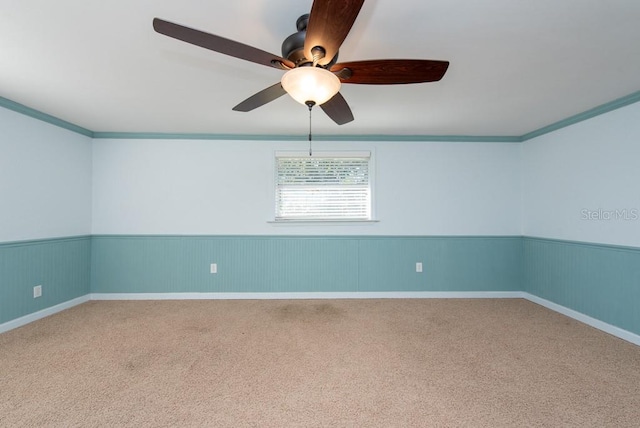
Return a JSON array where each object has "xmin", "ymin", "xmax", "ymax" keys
[{"xmin": 1, "ymin": 299, "xmax": 639, "ymax": 427}]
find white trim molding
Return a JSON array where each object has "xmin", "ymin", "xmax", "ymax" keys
[
  {"xmin": 90, "ymin": 291, "xmax": 525, "ymax": 300},
  {"xmin": 3, "ymin": 292, "xmax": 639, "ymax": 347},
  {"xmin": 522, "ymin": 293, "xmax": 640, "ymax": 347},
  {"xmin": 0, "ymin": 295, "xmax": 90, "ymax": 334}
]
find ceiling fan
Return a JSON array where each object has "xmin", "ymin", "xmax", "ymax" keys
[{"xmin": 153, "ymin": 0, "xmax": 449, "ymax": 125}]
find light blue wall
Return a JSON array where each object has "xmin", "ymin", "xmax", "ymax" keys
[
  {"xmin": 522, "ymin": 101, "xmax": 640, "ymax": 248},
  {"xmin": 0, "ymin": 106, "xmax": 92, "ymax": 243},
  {"xmin": 522, "ymin": 100, "xmax": 640, "ymax": 337},
  {"xmin": 3, "ymin": 98, "xmax": 640, "ymax": 341},
  {"xmin": 91, "ymin": 139, "xmax": 522, "ymax": 236},
  {"xmin": 90, "ymin": 235, "xmax": 522, "ymax": 294},
  {"xmin": 1, "ymin": 104, "xmax": 92, "ymax": 325},
  {"xmin": 0, "ymin": 237, "xmax": 91, "ymax": 324}
]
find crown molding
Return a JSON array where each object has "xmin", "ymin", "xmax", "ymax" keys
[
  {"xmin": 520, "ymin": 90, "xmax": 640, "ymax": 141},
  {"xmin": 91, "ymin": 132, "xmax": 520, "ymax": 142},
  {"xmin": 3, "ymin": 90, "xmax": 640, "ymax": 143},
  {"xmin": 0, "ymin": 97, "xmax": 94, "ymax": 137}
]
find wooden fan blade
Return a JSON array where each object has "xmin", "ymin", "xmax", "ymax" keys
[
  {"xmin": 331, "ymin": 59, "xmax": 450, "ymax": 84},
  {"xmin": 232, "ymin": 83, "xmax": 287, "ymax": 112},
  {"xmin": 320, "ymin": 92, "xmax": 354, "ymax": 125},
  {"xmin": 153, "ymin": 18, "xmax": 294, "ymax": 70},
  {"xmin": 304, "ymin": 0, "xmax": 365, "ymax": 66}
]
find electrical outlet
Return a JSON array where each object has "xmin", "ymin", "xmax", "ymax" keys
[
  {"xmin": 210, "ymin": 263, "xmax": 218, "ymax": 274},
  {"xmin": 33, "ymin": 285, "xmax": 42, "ymax": 298},
  {"xmin": 416, "ymin": 262, "xmax": 423, "ymax": 273}
]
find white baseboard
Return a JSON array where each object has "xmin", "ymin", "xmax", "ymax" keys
[
  {"xmin": 522, "ymin": 293, "xmax": 640, "ymax": 347},
  {"xmin": 90, "ymin": 291, "xmax": 525, "ymax": 300},
  {"xmin": 4, "ymin": 292, "xmax": 638, "ymax": 347},
  {"xmin": 87, "ymin": 291, "xmax": 640, "ymax": 346},
  {"xmin": 0, "ymin": 295, "xmax": 90, "ymax": 334}
]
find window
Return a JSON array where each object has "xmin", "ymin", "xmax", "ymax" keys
[{"xmin": 275, "ymin": 151, "xmax": 372, "ymax": 221}]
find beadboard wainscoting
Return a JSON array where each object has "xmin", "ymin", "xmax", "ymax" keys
[
  {"xmin": 524, "ymin": 237, "xmax": 640, "ymax": 338},
  {"xmin": 0, "ymin": 236, "xmax": 91, "ymax": 327},
  {"xmin": 90, "ymin": 235, "xmax": 522, "ymax": 294},
  {"xmin": 3, "ymin": 235, "xmax": 640, "ymax": 345}
]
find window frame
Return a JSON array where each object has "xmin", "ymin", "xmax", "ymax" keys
[{"xmin": 272, "ymin": 150, "xmax": 376, "ymax": 224}]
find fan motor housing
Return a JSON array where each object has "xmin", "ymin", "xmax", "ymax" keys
[{"xmin": 282, "ymin": 14, "xmax": 338, "ymax": 67}]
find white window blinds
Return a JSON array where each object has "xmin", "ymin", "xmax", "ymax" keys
[{"xmin": 275, "ymin": 152, "xmax": 371, "ymax": 221}]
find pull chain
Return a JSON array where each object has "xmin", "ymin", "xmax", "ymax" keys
[{"xmin": 306, "ymin": 101, "xmax": 316, "ymax": 156}]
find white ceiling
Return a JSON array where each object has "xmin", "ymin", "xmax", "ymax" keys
[{"xmin": 1, "ymin": 0, "xmax": 640, "ymax": 137}]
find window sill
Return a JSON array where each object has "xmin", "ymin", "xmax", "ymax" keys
[{"xmin": 268, "ymin": 219, "xmax": 379, "ymax": 226}]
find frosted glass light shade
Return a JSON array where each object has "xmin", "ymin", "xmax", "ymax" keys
[{"xmin": 281, "ymin": 67, "xmax": 341, "ymax": 106}]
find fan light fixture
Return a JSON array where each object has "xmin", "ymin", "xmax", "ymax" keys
[{"xmin": 281, "ymin": 67, "xmax": 341, "ymax": 106}]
